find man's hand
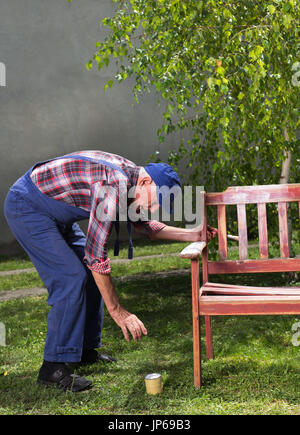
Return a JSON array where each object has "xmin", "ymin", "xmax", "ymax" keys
[
  {"xmin": 110, "ymin": 305, "xmax": 148, "ymax": 342},
  {"xmin": 92, "ymin": 271, "xmax": 147, "ymax": 343},
  {"xmin": 206, "ymin": 225, "xmax": 218, "ymax": 242},
  {"xmin": 191, "ymin": 224, "xmax": 218, "ymax": 242}
]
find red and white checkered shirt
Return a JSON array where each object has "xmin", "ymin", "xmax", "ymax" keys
[{"xmin": 30, "ymin": 150, "xmax": 166, "ymax": 274}]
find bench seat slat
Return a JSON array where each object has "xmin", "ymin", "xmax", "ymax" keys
[
  {"xmin": 202, "ymin": 282, "xmax": 300, "ymax": 296},
  {"xmin": 199, "ymin": 295, "xmax": 300, "ymax": 315},
  {"xmin": 208, "ymin": 258, "xmax": 300, "ymax": 274}
]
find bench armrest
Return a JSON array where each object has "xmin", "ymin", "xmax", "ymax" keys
[{"xmin": 180, "ymin": 241, "xmax": 207, "ymax": 260}]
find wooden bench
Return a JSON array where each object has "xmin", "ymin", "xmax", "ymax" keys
[{"xmin": 180, "ymin": 183, "xmax": 300, "ymax": 389}]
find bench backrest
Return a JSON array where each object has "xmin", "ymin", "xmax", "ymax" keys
[{"xmin": 202, "ymin": 184, "xmax": 300, "ymax": 280}]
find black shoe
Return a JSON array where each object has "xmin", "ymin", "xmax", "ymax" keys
[
  {"xmin": 37, "ymin": 362, "xmax": 92, "ymax": 392},
  {"xmin": 80, "ymin": 349, "xmax": 117, "ymax": 365}
]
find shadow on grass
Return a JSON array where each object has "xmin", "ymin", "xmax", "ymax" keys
[{"xmin": 107, "ymin": 346, "xmax": 300, "ymax": 413}]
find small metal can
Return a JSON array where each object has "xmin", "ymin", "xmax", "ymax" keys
[{"xmin": 145, "ymin": 373, "xmax": 163, "ymax": 395}]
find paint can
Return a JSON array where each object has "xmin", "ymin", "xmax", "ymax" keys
[{"xmin": 145, "ymin": 373, "xmax": 163, "ymax": 395}]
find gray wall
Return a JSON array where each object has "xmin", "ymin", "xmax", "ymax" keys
[{"xmin": 0, "ymin": 0, "xmax": 179, "ymax": 254}]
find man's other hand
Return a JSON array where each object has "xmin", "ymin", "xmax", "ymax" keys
[{"xmin": 110, "ymin": 305, "xmax": 148, "ymax": 342}]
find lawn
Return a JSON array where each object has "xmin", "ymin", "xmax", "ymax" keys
[{"xmin": 0, "ymin": 239, "xmax": 299, "ymax": 415}]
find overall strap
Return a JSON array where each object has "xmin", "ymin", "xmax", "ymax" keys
[{"xmin": 62, "ymin": 154, "xmax": 129, "ymax": 178}]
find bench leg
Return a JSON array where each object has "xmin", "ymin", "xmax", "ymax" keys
[
  {"xmin": 205, "ymin": 316, "xmax": 214, "ymax": 360},
  {"xmin": 193, "ymin": 314, "xmax": 201, "ymax": 389},
  {"xmin": 191, "ymin": 260, "xmax": 201, "ymax": 389}
]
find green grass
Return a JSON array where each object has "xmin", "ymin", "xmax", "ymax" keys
[
  {"xmin": 0, "ymin": 239, "xmax": 299, "ymax": 414},
  {"xmin": 0, "ymin": 239, "xmax": 184, "ymax": 272},
  {"xmin": 0, "ymin": 257, "xmax": 189, "ymax": 294},
  {"xmin": 0, "ymin": 256, "xmax": 33, "ymax": 272},
  {"xmin": 1, "ymin": 239, "xmax": 299, "ymax": 293},
  {"xmin": 108, "ymin": 239, "xmax": 185, "ymax": 259},
  {"xmin": 1, "ymin": 236, "xmax": 298, "ymax": 271},
  {"xmin": 0, "ymin": 273, "xmax": 44, "ymax": 292},
  {"xmin": 0, "ymin": 273, "xmax": 299, "ymax": 415}
]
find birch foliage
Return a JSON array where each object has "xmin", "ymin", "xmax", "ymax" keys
[{"xmin": 88, "ymin": 0, "xmax": 300, "ymax": 190}]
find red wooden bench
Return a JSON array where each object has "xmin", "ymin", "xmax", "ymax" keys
[{"xmin": 180, "ymin": 183, "xmax": 300, "ymax": 389}]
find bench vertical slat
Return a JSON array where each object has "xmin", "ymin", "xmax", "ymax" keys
[
  {"xmin": 217, "ymin": 205, "xmax": 228, "ymax": 260},
  {"xmin": 237, "ymin": 203, "xmax": 248, "ymax": 260},
  {"xmin": 278, "ymin": 202, "xmax": 290, "ymax": 258},
  {"xmin": 202, "ymin": 203, "xmax": 209, "ymax": 284},
  {"xmin": 257, "ymin": 203, "xmax": 268, "ymax": 259}
]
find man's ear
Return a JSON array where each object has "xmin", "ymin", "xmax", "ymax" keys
[
  {"xmin": 140, "ymin": 176, "xmax": 152, "ymax": 186},
  {"xmin": 137, "ymin": 169, "xmax": 152, "ymax": 186}
]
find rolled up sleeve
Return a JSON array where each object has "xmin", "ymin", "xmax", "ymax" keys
[{"xmin": 85, "ymin": 257, "xmax": 111, "ymax": 275}]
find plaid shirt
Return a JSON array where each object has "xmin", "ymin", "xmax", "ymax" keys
[{"xmin": 30, "ymin": 151, "xmax": 166, "ymax": 274}]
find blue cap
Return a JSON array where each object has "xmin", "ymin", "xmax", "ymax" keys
[{"xmin": 144, "ymin": 163, "xmax": 181, "ymax": 213}]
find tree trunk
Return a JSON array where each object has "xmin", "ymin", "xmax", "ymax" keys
[
  {"xmin": 280, "ymin": 128, "xmax": 294, "ymax": 277},
  {"xmin": 280, "ymin": 127, "xmax": 291, "ymax": 184}
]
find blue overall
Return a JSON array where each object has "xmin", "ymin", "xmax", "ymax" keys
[{"xmin": 4, "ymin": 154, "xmax": 132, "ymax": 362}]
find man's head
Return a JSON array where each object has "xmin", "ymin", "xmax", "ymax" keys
[{"xmin": 134, "ymin": 163, "xmax": 181, "ymax": 215}]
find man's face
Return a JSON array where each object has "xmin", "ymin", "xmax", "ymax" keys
[{"xmin": 133, "ymin": 177, "xmax": 160, "ymax": 215}]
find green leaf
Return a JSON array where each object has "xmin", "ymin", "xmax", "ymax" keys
[
  {"xmin": 216, "ymin": 66, "xmax": 225, "ymax": 76},
  {"xmin": 207, "ymin": 77, "xmax": 215, "ymax": 89},
  {"xmin": 267, "ymin": 5, "xmax": 276, "ymax": 14},
  {"xmin": 167, "ymin": 104, "xmax": 174, "ymax": 114},
  {"xmin": 249, "ymin": 46, "xmax": 264, "ymax": 61},
  {"xmin": 85, "ymin": 60, "xmax": 93, "ymax": 71},
  {"xmin": 283, "ymin": 14, "xmax": 293, "ymax": 28}
]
